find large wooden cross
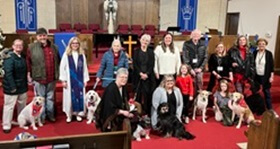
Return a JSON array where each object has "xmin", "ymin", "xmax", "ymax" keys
[{"xmin": 123, "ymin": 35, "xmax": 137, "ymax": 58}]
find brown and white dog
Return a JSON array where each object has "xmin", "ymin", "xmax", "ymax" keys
[
  {"xmin": 85, "ymin": 90, "xmax": 101, "ymax": 124},
  {"xmin": 228, "ymin": 92, "xmax": 259, "ymax": 129},
  {"xmin": 17, "ymin": 96, "xmax": 45, "ymax": 130},
  {"xmin": 192, "ymin": 90, "xmax": 211, "ymax": 123}
]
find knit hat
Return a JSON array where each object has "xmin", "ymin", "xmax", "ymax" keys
[{"xmin": 36, "ymin": 28, "xmax": 47, "ymax": 35}]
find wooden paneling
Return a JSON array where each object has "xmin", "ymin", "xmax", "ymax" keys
[
  {"xmin": 56, "ymin": 0, "xmax": 159, "ymax": 29},
  {"xmin": 275, "ymin": 16, "xmax": 280, "ymax": 74}
]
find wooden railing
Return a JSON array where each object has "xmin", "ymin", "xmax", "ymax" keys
[{"xmin": 0, "ymin": 119, "xmax": 131, "ymax": 149}]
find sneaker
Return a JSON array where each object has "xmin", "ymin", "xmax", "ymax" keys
[
  {"xmin": 3, "ymin": 129, "xmax": 11, "ymax": 134},
  {"xmin": 48, "ymin": 117, "xmax": 56, "ymax": 123},
  {"xmin": 66, "ymin": 117, "xmax": 72, "ymax": 123},
  {"xmin": 76, "ymin": 116, "xmax": 82, "ymax": 122}
]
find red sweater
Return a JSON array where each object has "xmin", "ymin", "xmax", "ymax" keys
[{"xmin": 176, "ymin": 75, "xmax": 194, "ymax": 96}]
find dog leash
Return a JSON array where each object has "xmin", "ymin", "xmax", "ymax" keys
[{"xmin": 93, "ymin": 81, "xmax": 98, "ymax": 90}]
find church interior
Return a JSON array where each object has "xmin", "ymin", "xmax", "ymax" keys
[{"xmin": 0, "ymin": 0, "xmax": 280, "ymax": 148}]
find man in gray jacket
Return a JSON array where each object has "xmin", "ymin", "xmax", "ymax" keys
[{"xmin": 182, "ymin": 29, "xmax": 207, "ymax": 94}]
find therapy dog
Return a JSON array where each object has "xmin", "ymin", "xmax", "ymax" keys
[
  {"xmin": 192, "ymin": 90, "xmax": 211, "ymax": 123},
  {"xmin": 128, "ymin": 99, "xmax": 150, "ymax": 141},
  {"xmin": 228, "ymin": 92, "xmax": 260, "ymax": 129},
  {"xmin": 85, "ymin": 90, "xmax": 101, "ymax": 124},
  {"xmin": 157, "ymin": 103, "xmax": 195, "ymax": 140},
  {"xmin": 17, "ymin": 96, "xmax": 45, "ymax": 130}
]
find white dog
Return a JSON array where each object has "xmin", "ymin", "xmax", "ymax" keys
[
  {"xmin": 192, "ymin": 90, "xmax": 211, "ymax": 123},
  {"xmin": 228, "ymin": 92, "xmax": 260, "ymax": 129},
  {"xmin": 17, "ymin": 96, "xmax": 45, "ymax": 130},
  {"xmin": 85, "ymin": 90, "xmax": 101, "ymax": 124}
]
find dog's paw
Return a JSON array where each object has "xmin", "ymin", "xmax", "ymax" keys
[
  {"xmin": 23, "ymin": 126, "xmax": 29, "ymax": 130},
  {"xmin": 236, "ymin": 125, "xmax": 241, "ymax": 129},
  {"xmin": 202, "ymin": 120, "xmax": 207, "ymax": 123},
  {"xmin": 33, "ymin": 127, "xmax": 38, "ymax": 131},
  {"xmin": 192, "ymin": 117, "xmax": 195, "ymax": 120},
  {"xmin": 136, "ymin": 137, "xmax": 142, "ymax": 141},
  {"xmin": 38, "ymin": 123, "xmax": 43, "ymax": 127},
  {"xmin": 86, "ymin": 120, "xmax": 92, "ymax": 124},
  {"xmin": 145, "ymin": 135, "xmax": 150, "ymax": 140}
]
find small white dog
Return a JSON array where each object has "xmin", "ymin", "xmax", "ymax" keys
[
  {"xmin": 192, "ymin": 90, "xmax": 211, "ymax": 123},
  {"xmin": 228, "ymin": 92, "xmax": 260, "ymax": 129},
  {"xmin": 85, "ymin": 90, "xmax": 101, "ymax": 124},
  {"xmin": 17, "ymin": 96, "xmax": 45, "ymax": 130}
]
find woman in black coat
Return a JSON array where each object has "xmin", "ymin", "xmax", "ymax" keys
[
  {"xmin": 207, "ymin": 43, "xmax": 233, "ymax": 92},
  {"xmin": 133, "ymin": 34, "xmax": 155, "ymax": 116},
  {"xmin": 253, "ymin": 38, "xmax": 274, "ymax": 109}
]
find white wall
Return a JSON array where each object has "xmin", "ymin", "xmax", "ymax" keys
[
  {"xmin": 228, "ymin": 0, "xmax": 280, "ymax": 55},
  {"xmin": 0, "ymin": 0, "xmax": 56, "ymax": 33},
  {"xmin": 159, "ymin": 0, "xmax": 227, "ymax": 33}
]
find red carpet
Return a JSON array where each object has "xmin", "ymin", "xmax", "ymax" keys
[{"xmin": 0, "ymin": 51, "xmax": 279, "ymax": 149}]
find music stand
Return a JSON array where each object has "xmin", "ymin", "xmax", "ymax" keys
[{"xmin": 167, "ymin": 27, "xmax": 181, "ymax": 34}]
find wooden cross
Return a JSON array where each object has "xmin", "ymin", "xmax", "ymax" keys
[{"xmin": 123, "ymin": 35, "xmax": 137, "ymax": 58}]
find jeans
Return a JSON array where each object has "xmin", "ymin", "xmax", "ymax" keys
[{"xmin": 34, "ymin": 81, "xmax": 56, "ymax": 120}]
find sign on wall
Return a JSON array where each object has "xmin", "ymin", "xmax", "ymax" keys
[
  {"xmin": 15, "ymin": 0, "xmax": 37, "ymax": 31},
  {"xmin": 177, "ymin": 0, "xmax": 198, "ymax": 31}
]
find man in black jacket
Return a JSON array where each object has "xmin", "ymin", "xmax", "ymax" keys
[
  {"xmin": 2, "ymin": 39, "xmax": 28, "ymax": 133},
  {"xmin": 182, "ymin": 29, "xmax": 208, "ymax": 94}
]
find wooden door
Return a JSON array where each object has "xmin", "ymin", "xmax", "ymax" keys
[{"xmin": 225, "ymin": 13, "xmax": 239, "ymax": 35}]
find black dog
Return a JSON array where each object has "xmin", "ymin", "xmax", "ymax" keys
[{"xmin": 156, "ymin": 103, "xmax": 195, "ymax": 140}]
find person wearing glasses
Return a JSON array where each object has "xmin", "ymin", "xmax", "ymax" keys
[
  {"xmin": 151, "ymin": 75, "xmax": 183, "ymax": 129},
  {"xmin": 59, "ymin": 37, "xmax": 89, "ymax": 123},
  {"xmin": 2, "ymin": 39, "xmax": 27, "ymax": 133}
]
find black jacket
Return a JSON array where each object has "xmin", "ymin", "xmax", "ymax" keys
[
  {"xmin": 228, "ymin": 46, "xmax": 255, "ymax": 79},
  {"xmin": 208, "ymin": 54, "xmax": 232, "ymax": 77},
  {"xmin": 253, "ymin": 50, "xmax": 274, "ymax": 89},
  {"xmin": 182, "ymin": 39, "xmax": 207, "ymax": 70},
  {"xmin": 3, "ymin": 52, "xmax": 28, "ymax": 95},
  {"xmin": 132, "ymin": 47, "xmax": 155, "ymax": 89}
]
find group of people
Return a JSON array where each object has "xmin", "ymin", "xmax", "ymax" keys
[{"xmin": 1, "ymin": 27, "xmax": 274, "ymax": 137}]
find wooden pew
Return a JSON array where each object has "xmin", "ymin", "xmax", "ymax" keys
[
  {"xmin": 246, "ymin": 110, "xmax": 280, "ymax": 149},
  {"xmin": 0, "ymin": 119, "xmax": 131, "ymax": 149}
]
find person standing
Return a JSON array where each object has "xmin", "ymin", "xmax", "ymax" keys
[
  {"xmin": 182, "ymin": 29, "xmax": 207, "ymax": 94},
  {"xmin": 59, "ymin": 37, "xmax": 89, "ymax": 122},
  {"xmin": 26, "ymin": 28, "xmax": 60, "ymax": 123},
  {"xmin": 133, "ymin": 34, "xmax": 155, "ymax": 116},
  {"xmin": 253, "ymin": 38, "xmax": 274, "ymax": 109},
  {"xmin": 2, "ymin": 39, "xmax": 27, "ymax": 133}
]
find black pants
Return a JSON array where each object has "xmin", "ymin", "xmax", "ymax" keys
[
  {"xmin": 135, "ymin": 79, "xmax": 154, "ymax": 116},
  {"xmin": 182, "ymin": 95, "xmax": 190, "ymax": 117}
]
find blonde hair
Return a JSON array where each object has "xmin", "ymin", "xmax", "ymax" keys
[
  {"xmin": 65, "ymin": 37, "xmax": 84, "ymax": 55},
  {"xmin": 159, "ymin": 75, "xmax": 175, "ymax": 88}
]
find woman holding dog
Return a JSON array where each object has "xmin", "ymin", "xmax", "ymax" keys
[
  {"xmin": 151, "ymin": 75, "xmax": 183, "ymax": 129},
  {"xmin": 253, "ymin": 38, "xmax": 274, "ymax": 109},
  {"xmin": 2, "ymin": 39, "xmax": 27, "ymax": 133},
  {"xmin": 59, "ymin": 37, "xmax": 89, "ymax": 123}
]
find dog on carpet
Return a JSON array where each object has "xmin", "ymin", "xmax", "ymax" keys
[
  {"xmin": 17, "ymin": 96, "xmax": 45, "ymax": 130},
  {"xmin": 192, "ymin": 90, "xmax": 211, "ymax": 123},
  {"xmin": 85, "ymin": 90, "xmax": 101, "ymax": 124},
  {"xmin": 156, "ymin": 103, "xmax": 195, "ymax": 140},
  {"xmin": 228, "ymin": 92, "xmax": 261, "ymax": 129},
  {"xmin": 129, "ymin": 99, "xmax": 150, "ymax": 141}
]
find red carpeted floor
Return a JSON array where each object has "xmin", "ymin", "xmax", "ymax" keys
[{"xmin": 0, "ymin": 51, "xmax": 279, "ymax": 149}]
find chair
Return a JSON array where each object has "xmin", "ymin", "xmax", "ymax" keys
[
  {"xmin": 80, "ymin": 29, "xmax": 93, "ymax": 34},
  {"xmin": 118, "ymin": 29, "xmax": 129, "ymax": 34},
  {"xmin": 65, "ymin": 29, "xmax": 76, "ymax": 33},
  {"xmin": 181, "ymin": 30, "xmax": 191, "ymax": 35},
  {"xmin": 97, "ymin": 29, "xmax": 107, "ymax": 33},
  {"xmin": 59, "ymin": 23, "xmax": 72, "ymax": 31},
  {"xmin": 144, "ymin": 30, "xmax": 156, "ymax": 38},
  {"xmin": 131, "ymin": 25, "xmax": 142, "ymax": 31},
  {"xmin": 88, "ymin": 24, "xmax": 100, "ymax": 32},
  {"xmin": 144, "ymin": 24, "xmax": 156, "ymax": 31},
  {"xmin": 118, "ymin": 24, "xmax": 130, "ymax": 31},
  {"xmin": 16, "ymin": 29, "xmax": 28, "ymax": 34},
  {"xmin": 131, "ymin": 30, "xmax": 143, "ymax": 37},
  {"xmin": 48, "ymin": 29, "xmax": 60, "ymax": 34},
  {"xmin": 158, "ymin": 30, "xmax": 167, "ymax": 35},
  {"xmin": 74, "ymin": 23, "xmax": 87, "ymax": 32}
]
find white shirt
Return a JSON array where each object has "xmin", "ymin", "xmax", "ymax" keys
[
  {"xmin": 255, "ymin": 51, "xmax": 266, "ymax": 76},
  {"xmin": 154, "ymin": 45, "xmax": 181, "ymax": 75},
  {"xmin": 72, "ymin": 51, "xmax": 79, "ymax": 68}
]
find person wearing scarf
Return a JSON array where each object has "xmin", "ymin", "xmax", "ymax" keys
[{"xmin": 59, "ymin": 37, "xmax": 89, "ymax": 123}]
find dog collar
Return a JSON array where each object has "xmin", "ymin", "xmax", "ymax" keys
[
  {"xmin": 32, "ymin": 105, "xmax": 42, "ymax": 117},
  {"xmin": 239, "ymin": 98, "xmax": 248, "ymax": 108},
  {"xmin": 88, "ymin": 102, "xmax": 95, "ymax": 107}
]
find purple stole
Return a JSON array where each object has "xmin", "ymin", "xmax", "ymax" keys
[{"xmin": 68, "ymin": 54, "xmax": 84, "ymax": 112}]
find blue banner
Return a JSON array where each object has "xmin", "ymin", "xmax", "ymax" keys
[
  {"xmin": 54, "ymin": 33, "xmax": 76, "ymax": 57},
  {"xmin": 177, "ymin": 0, "xmax": 198, "ymax": 31},
  {"xmin": 15, "ymin": 0, "xmax": 37, "ymax": 31}
]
